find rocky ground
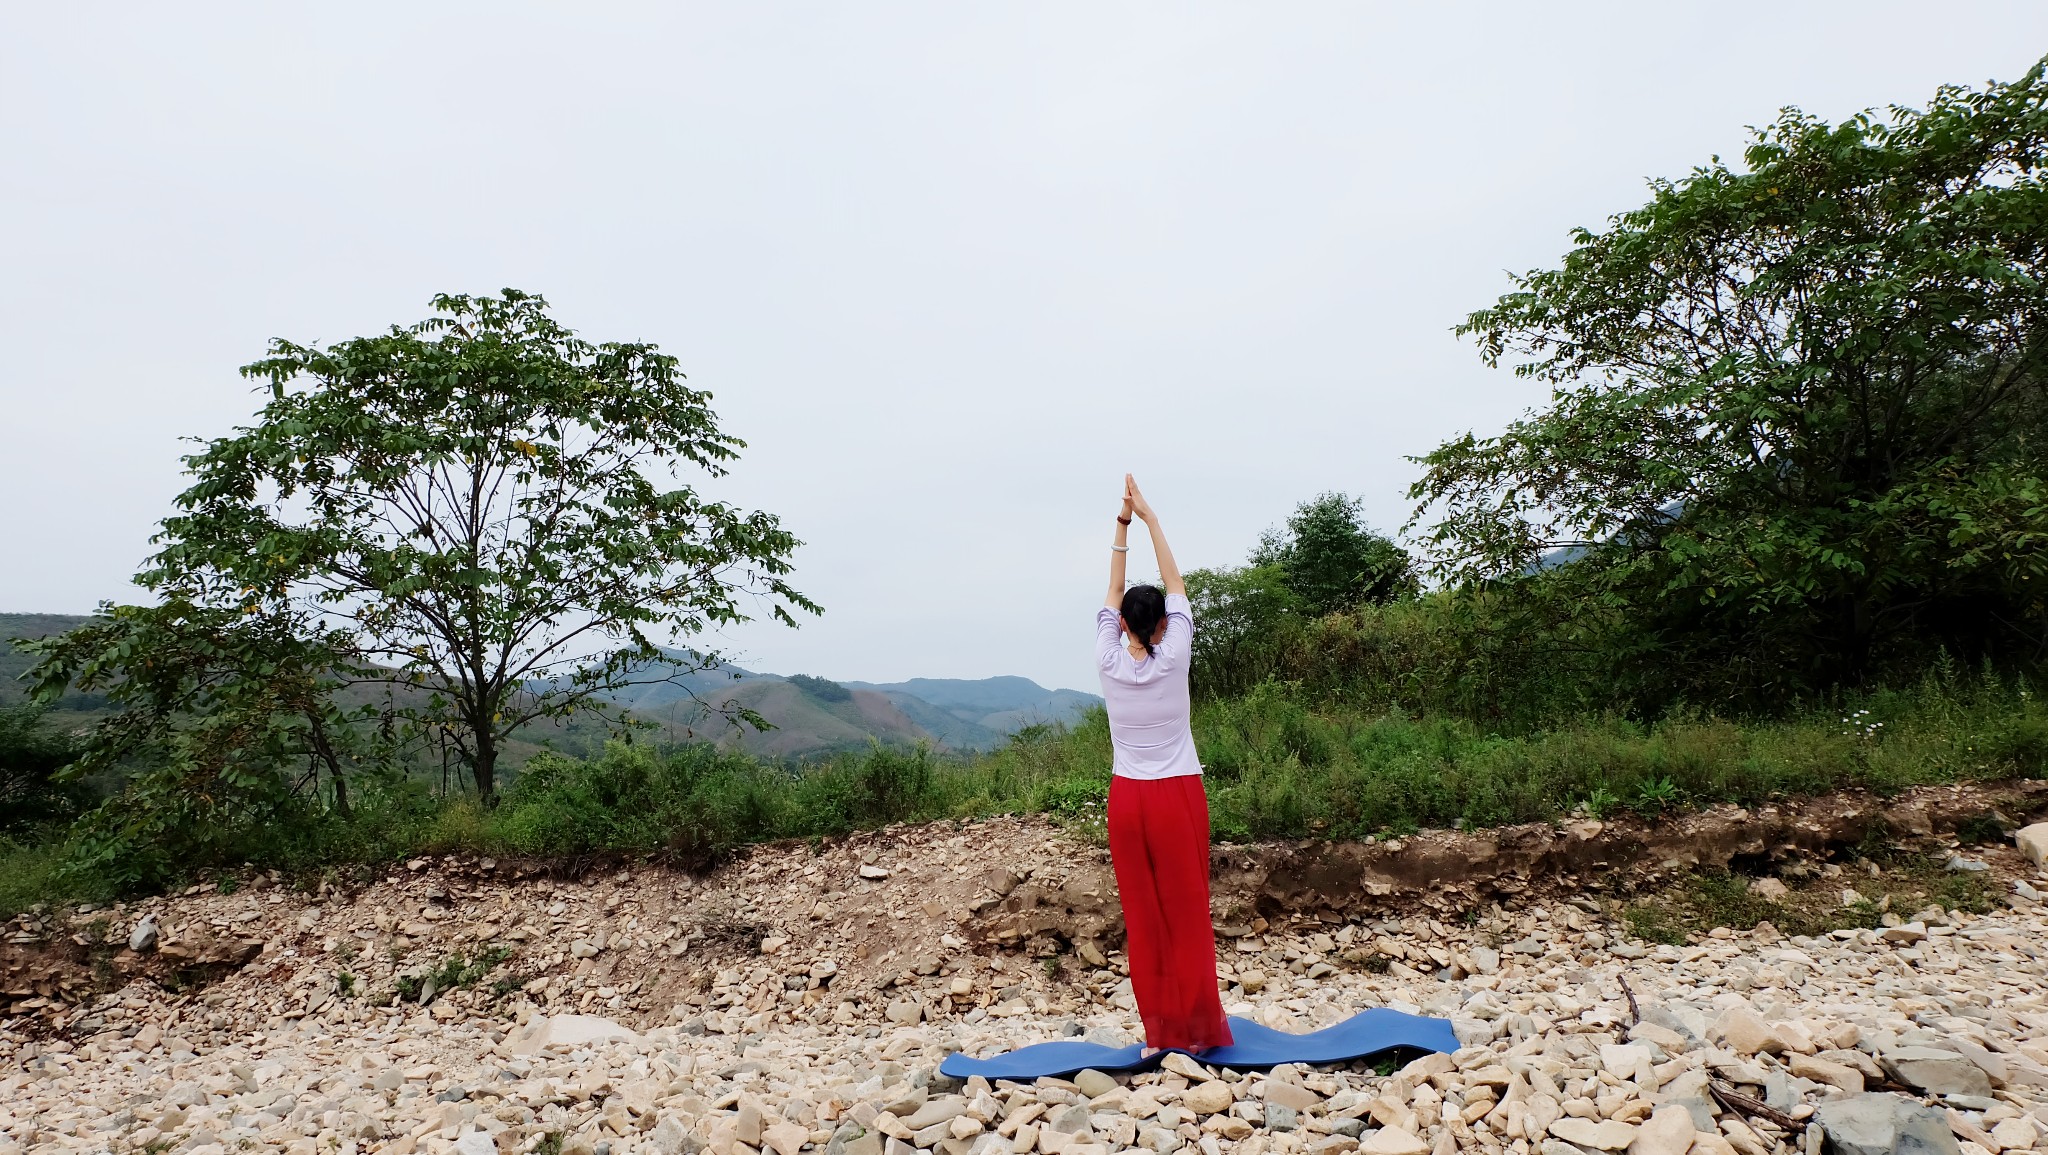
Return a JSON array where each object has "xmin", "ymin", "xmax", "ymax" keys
[{"xmin": 5, "ymin": 796, "xmax": 2048, "ymax": 1155}]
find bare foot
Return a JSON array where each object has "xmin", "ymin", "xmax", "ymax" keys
[{"xmin": 1139, "ymin": 1046, "xmax": 1162, "ymax": 1060}]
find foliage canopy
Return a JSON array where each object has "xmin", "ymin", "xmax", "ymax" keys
[
  {"xmin": 1186, "ymin": 492, "xmax": 1414, "ymax": 698},
  {"xmin": 1250, "ymin": 492, "xmax": 1417, "ymax": 617},
  {"xmin": 36, "ymin": 290, "xmax": 815, "ymax": 803},
  {"xmin": 1411, "ymin": 60, "xmax": 2048, "ymax": 703}
]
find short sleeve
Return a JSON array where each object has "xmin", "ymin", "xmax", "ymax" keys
[
  {"xmin": 1155, "ymin": 594, "xmax": 1194, "ymax": 668},
  {"xmin": 1096, "ymin": 606, "xmax": 1124, "ymax": 670},
  {"xmin": 1165, "ymin": 593, "xmax": 1194, "ymax": 627}
]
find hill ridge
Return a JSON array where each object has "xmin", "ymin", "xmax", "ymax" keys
[{"xmin": 0, "ymin": 612, "xmax": 1102, "ymax": 757}]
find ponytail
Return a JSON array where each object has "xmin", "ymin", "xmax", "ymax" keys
[{"xmin": 1120, "ymin": 585, "xmax": 1167, "ymax": 657}]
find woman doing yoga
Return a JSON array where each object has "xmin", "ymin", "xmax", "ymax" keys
[{"xmin": 1097, "ymin": 475, "xmax": 1233, "ymax": 1057}]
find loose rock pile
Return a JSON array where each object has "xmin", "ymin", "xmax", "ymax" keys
[{"xmin": 4, "ymin": 818, "xmax": 2048, "ymax": 1155}]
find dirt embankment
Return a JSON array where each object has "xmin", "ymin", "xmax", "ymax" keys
[{"xmin": 5, "ymin": 778, "xmax": 2044, "ymax": 1043}]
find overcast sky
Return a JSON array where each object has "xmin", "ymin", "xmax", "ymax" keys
[{"xmin": 5, "ymin": 5, "xmax": 2045, "ymax": 692}]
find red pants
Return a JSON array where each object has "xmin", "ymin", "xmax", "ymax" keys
[{"xmin": 1107, "ymin": 774, "xmax": 1233, "ymax": 1051}]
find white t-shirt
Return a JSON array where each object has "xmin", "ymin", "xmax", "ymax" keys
[{"xmin": 1094, "ymin": 594, "xmax": 1202, "ymax": 779}]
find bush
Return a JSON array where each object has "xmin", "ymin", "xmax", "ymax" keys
[
  {"xmin": 4, "ymin": 672, "xmax": 2041, "ymax": 919},
  {"xmin": 0, "ymin": 706, "xmax": 91, "ymax": 835}
]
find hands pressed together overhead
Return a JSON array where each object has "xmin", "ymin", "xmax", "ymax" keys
[
  {"xmin": 1122, "ymin": 473, "xmax": 1155, "ymax": 523},
  {"xmin": 1107, "ymin": 474, "xmax": 1183, "ymax": 603}
]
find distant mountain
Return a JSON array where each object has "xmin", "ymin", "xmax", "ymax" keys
[
  {"xmin": 842, "ymin": 676, "xmax": 1100, "ymax": 741},
  {"xmin": 0, "ymin": 613, "xmax": 108, "ymax": 721},
  {"xmin": 602, "ymin": 662, "xmax": 936, "ymax": 759},
  {"xmin": 2, "ymin": 616, "xmax": 1103, "ymax": 761},
  {"xmin": 607, "ymin": 655, "xmax": 1102, "ymax": 757}
]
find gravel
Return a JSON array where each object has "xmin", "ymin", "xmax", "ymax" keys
[{"xmin": 5, "ymin": 820, "xmax": 2048, "ymax": 1155}]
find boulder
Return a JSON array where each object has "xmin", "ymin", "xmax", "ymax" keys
[
  {"xmin": 1879, "ymin": 1048, "xmax": 1993, "ymax": 1098},
  {"xmin": 128, "ymin": 914, "xmax": 160, "ymax": 953},
  {"xmin": 1360, "ymin": 1126, "xmax": 1431, "ymax": 1155},
  {"xmin": 1138, "ymin": 1126, "xmax": 1183, "ymax": 1153},
  {"xmin": 737, "ymin": 1101, "xmax": 764, "ymax": 1147},
  {"xmin": 1988, "ymin": 1118, "xmax": 2039, "ymax": 1152},
  {"xmin": 1629, "ymin": 1106, "xmax": 1699, "ymax": 1155},
  {"xmin": 1074, "ymin": 1069, "xmax": 1117, "ymax": 1099},
  {"xmin": 2016, "ymin": 822, "xmax": 2048, "ymax": 868},
  {"xmin": 764, "ymin": 1121, "xmax": 810, "ymax": 1155},
  {"xmin": 1046, "ymin": 1104, "xmax": 1093, "ymax": 1136},
  {"xmin": 1812, "ymin": 1093, "xmax": 1959, "ymax": 1155},
  {"xmin": 1263, "ymin": 1080, "xmax": 1322, "ymax": 1113},
  {"xmin": 1691, "ymin": 1135, "xmax": 1740, "ymax": 1155},
  {"xmin": 1818, "ymin": 1049, "xmax": 1886, "ymax": 1084},
  {"xmin": 1183, "ymin": 1081, "xmax": 1234, "ymax": 1115},
  {"xmin": 1656, "ymin": 1069, "xmax": 1719, "ymax": 1132},
  {"xmin": 507, "ymin": 1014, "xmax": 639, "ymax": 1054},
  {"xmin": 1941, "ymin": 1037, "xmax": 2008, "ymax": 1087},
  {"xmin": 1715, "ymin": 1006, "xmax": 1785, "ymax": 1056},
  {"xmin": 901, "ymin": 1097, "xmax": 967, "ymax": 1132},
  {"xmin": 1789, "ymin": 1053, "xmax": 1865, "ymax": 1094},
  {"xmin": 650, "ymin": 1116, "xmax": 701, "ymax": 1155},
  {"xmin": 1551, "ymin": 1117, "xmax": 1641, "ymax": 1151},
  {"xmin": 1630, "ymin": 1022, "xmax": 1696, "ymax": 1054},
  {"xmin": 157, "ymin": 934, "xmax": 262, "ymax": 968},
  {"xmin": 1601, "ymin": 1043, "xmax": 1656, "ymax": 1083}
]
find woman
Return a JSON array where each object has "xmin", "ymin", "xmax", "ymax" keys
[{"xmin": 1097, "ymin": 474, "xmax": 1233, "ymax": 1056}]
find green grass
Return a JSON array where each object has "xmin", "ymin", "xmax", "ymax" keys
[
  {"xmin": 1, "ymin": 672, "xmax": 2042, "ymax": 918},
  {"xmin": 0, "ymin": 837, "xmax": 92, "ymax": 916},
  {"xmin": 1620, "ymin": 850, "xmax": 2005, "ymax": 946},
  {"xmin": 393, "ymin": 946, "xmax": 514, "ymax": 1004}
]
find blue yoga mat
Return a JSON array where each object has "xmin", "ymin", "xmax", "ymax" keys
[{"xmin": 939, "ymin": 1007, "xmax": 1458, "ymax": 1080}]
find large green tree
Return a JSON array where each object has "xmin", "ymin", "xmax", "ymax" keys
[
  {"xmin": 0, "ymin": 705, "xmax": 86, "ymax": 836},
  {"xmin": 1411, "ymin": 61, "xmax": 2048, "ymax": 701},
  {"xmin": 93, "ymin": 290, "xmax": 815, "ymax": 800},
  {"xmin": 1251, "ymin": 492, "xmax": 1416, "ymax": 617},
  {"xmin": 1185, "ymin": 492, "xmax": 1413, "ymax": 699}
]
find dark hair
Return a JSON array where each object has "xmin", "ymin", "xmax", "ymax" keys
[{"xmin": 1120, "ymin": 585, "xmax": 1167, "ymax": 657}]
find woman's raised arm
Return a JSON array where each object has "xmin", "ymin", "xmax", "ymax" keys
[
  {"xmin": 1106, "ymin": 483, "xmax": 1134, "ymax": 609},
  {"xmin": 1125, "ymin": 475, "xmax": 1184, "ymax": 598}
]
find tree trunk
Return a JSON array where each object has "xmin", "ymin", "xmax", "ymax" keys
[
  {"xmin": 308, "ymin": 713, "xmax": 350, "ymax": 818},
  {"xmin": 472, "ymin": 728, "xmax": 498, "ymax": 803}
]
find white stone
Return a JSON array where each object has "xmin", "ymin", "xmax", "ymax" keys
[
  {"xmin": 1182, "ymin": 1081, "xmax": 1233, "ymax": 1115},
  {"xmin": 1360, "ymin": 1126, "xmax": 1430, "ymax": 1155},
  {"xmin": 508, "ymin": 1013, "xmax": 639, "ymax": 1053},
  {"xmin": 1988, "ymin": 1118, "xmax": 2037, "ymax": 1151},
  {"xmin": 2017, "ymin": 822, "xmax": 2048, "ymax": 869},
  {"xmin": 1551, "ymin": 1117, "xmax": 1641, "ymax": 1151},
  {"xmin": 1629, "ymin": 1105, "xmax": 1697, "ymax": 1155},
  {"xmin": 1074, "ymin": 1069, "xmax": 1117, "ymax": 1099},
  {"xmin": 1600, "ymin": 1043, "xmax": 1655, "ymax": 1082}
]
